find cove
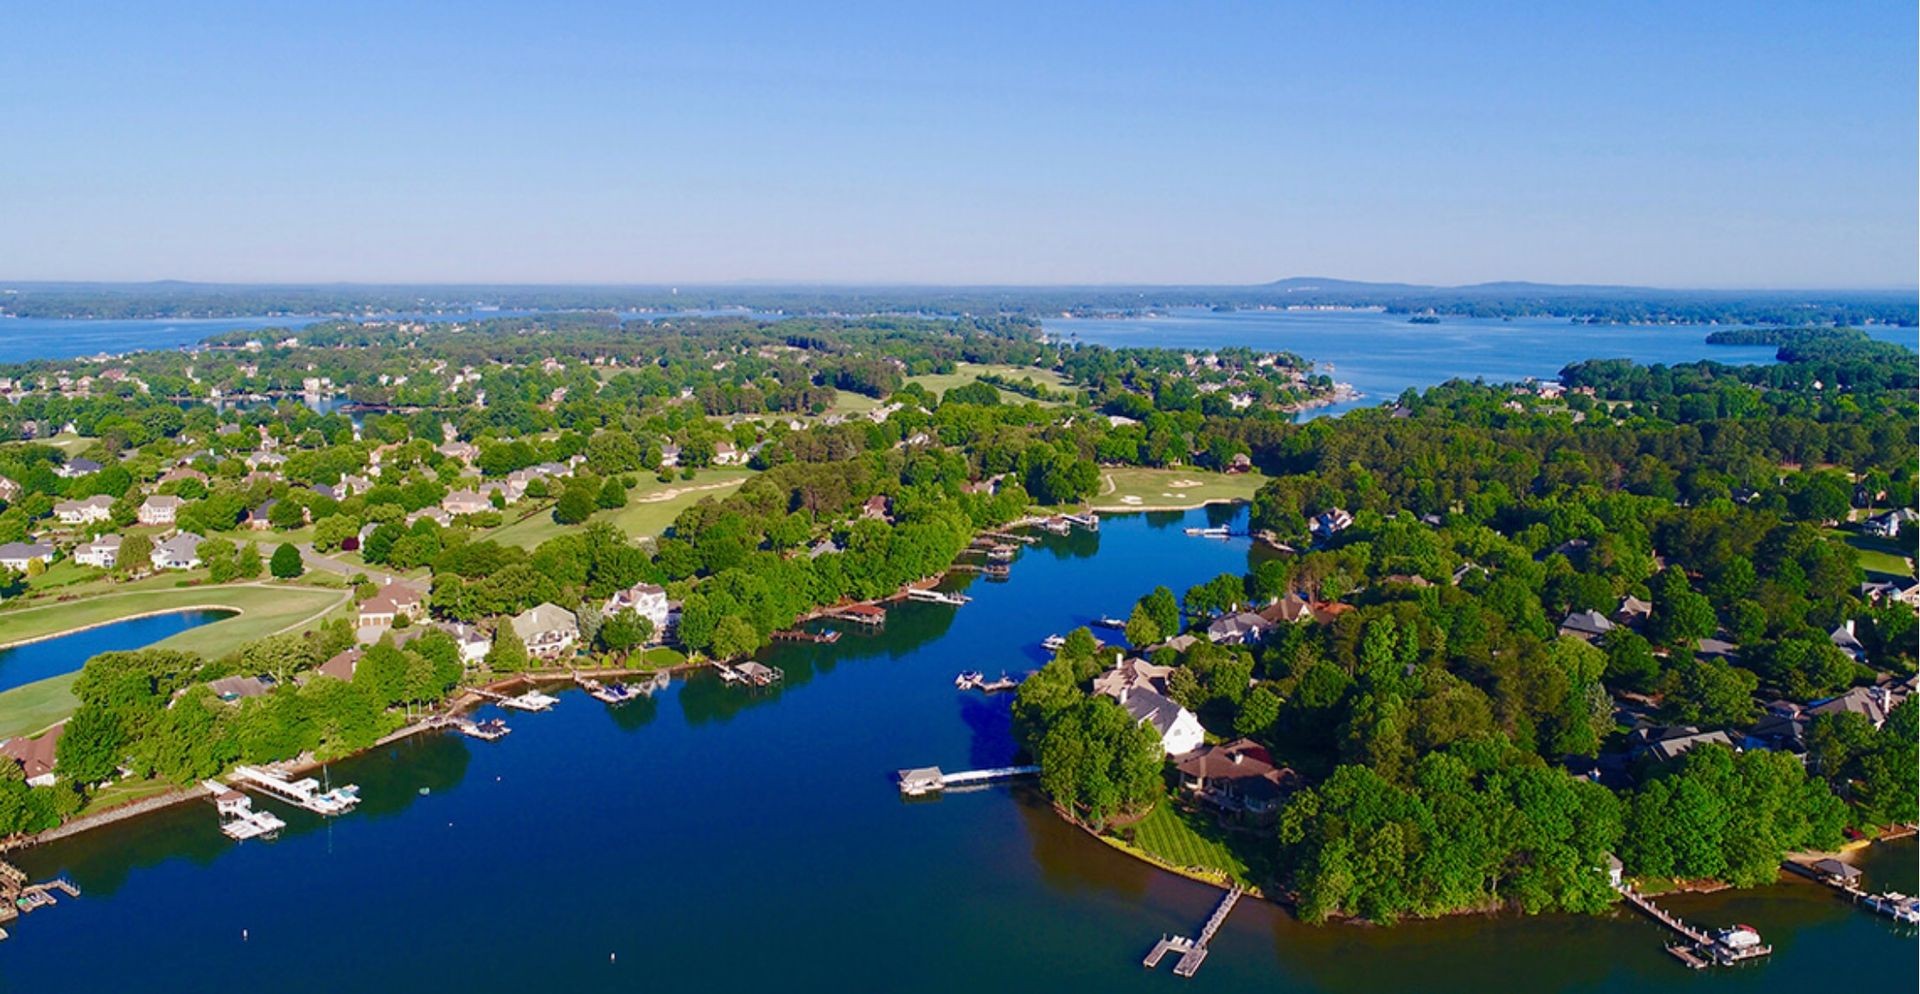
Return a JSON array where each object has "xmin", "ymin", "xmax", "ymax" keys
[
  {"xmin": 0, "ymin": 609, "xmax": 236, "ymax": 694},
  {"xmin": 3, "ymin": 508, "xmax": 1913, "ymax": 992},
  {"xmin": 1045, "ymin": 309, "xmax": 1915, "ymax": 419}
]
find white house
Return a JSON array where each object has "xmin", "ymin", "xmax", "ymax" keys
[
  {"xmin": 439, "ymin": 622, "xmax": 492, "ymax": 665},
  {"xmin": 151, "ymin": 533, "xmax": 204, "ymax": 571},
  {"xmin": 1864, "ymin": 507, "xmax": 1917, "ymax": 539},
  {"xmin": 1093, "ymin": 659, "xmax": 1204, "ymax": 757},
  {"xmin": 54, "ymin": 494, "xmax": 114, "ymax": 525},
  {"xmin": 0, "ymin": 542, "xmax": 54, "ymax": 572},
  {"xmin": 138, "ymin": 494, "xmax": 184, "ymax": 526},
  {"xmin": 603, "ymin": 582, "xmax": 673, "ymax": 636},
  {"xmin": 74, "ymin": 534, "xmax": 122, "ymax": 568}
]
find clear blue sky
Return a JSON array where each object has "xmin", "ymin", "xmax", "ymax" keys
[{"xmin": 4, "ymin": 2, "xmax": 1914, "ymax": 287}]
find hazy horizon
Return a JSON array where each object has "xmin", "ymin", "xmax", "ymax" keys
[{"xmin": 4, "ymin": 3, "xmax": 1915, "ymax": 288}]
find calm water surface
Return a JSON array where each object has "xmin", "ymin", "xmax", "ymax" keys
[
  {"xmin": 1047, "ymin": 310, "xmax": 1917, "ymax": 418},
  {"xmin": 0, "ymin": 609, "xmax": 233, "ymax": 693},
  {"xmin": 5, "ymin": 508, "xmax": 1912, "ymax": 992}
]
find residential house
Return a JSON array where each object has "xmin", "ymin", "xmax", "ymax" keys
[
  {"xmin": 1807, "ymin": 685, "xmax": 1904, "ymax": 729},
  {"xmin": 1615, "ymin": 595, "xmax": 1653, "ymax": 627},
  {"xmin": 0, "ymin": 542, "xmax": 54, "ymax": 572},
  {"xmin": 1206, "ymin": 610, "xmax": 1272, "ymax": 646},
  {"xmin": 510, "ymin": 603, "xmax": 580, "ymax": 660},
  {"xmin": 1094, "ymin": 659, "xmax": 1204, "ymax": 757},
  {"xmin": 247, "ymin": 498, "xmax": 281, "ymax": 530},
  {"xmin": 406, "ymin": 506, "xmax": 453, "ymax": 528},
  {"xmin": 1309, "ymin": 508, "xmax": 1353, "ymax": 542},
  {"xmin": 1628, "ymin": 725, "xmax": 1734, "ymax": 763},
  {"xmin": 1863, "ymin": 507, "xmax": 1917, "ymax": 539},
  {"xmin": 54, "ymin": 494, "xmax": 114, "ymax": 525},
  {"xmin": 54, "ymin": 457, "xmax": 101, "ymax": 478},
  {"xmin": 1860, "ymin": 578, "xmax": 1920, "ymax": 609},
  {"xmin": 1091, "ymin": 657, "xmax": 1173, "ymax": 699},
  {"xmin": 604, "ymin": 581, "xmax": 673, "ymax": 637},
  {"xmin": 442, "ymin": 489, "xmax": 492, "ymax": 517},
  {"xmin": 73, "ymin": 534, "xmax": 121, "ymax": 569},
  {"xmin": 358, "ymin": 582, "xmax": 426, "ymax": 632},
  {"xmin": 1226, "ymin": 453, "xmax": 1253, "ymax": 474},
  {"xmin": 207, "ymin": 675, "xmax": 275, "ymax": 702},
  {"xmin": 138, "ymin": 494, "xmax": 185, "ymax": 526},
  {"xmin": 158, "ymin": 466, "xmax": 208, "ymax": 486},
  {"xmin": 1175, "ymin": 738, "xmax": 1301, "ymax": 822},
  {"xmin": 861, "ymin": 495, "xmax": 893, "ymax": 521},
  {"xmin": 437, "ymin": 440, "xmax": 479, "ymax": 465},
  {"xmin": 1558, "ymin": 609, "xmax": 1616, "ymax": 641},
  {"xmin": 440, "ymin": 622, "xmax": 492, "ymax": 665},
  {"xmin": 0, "ymin": 476, "xmax": 21, "ymax": 503},
  {"xmin": 1829, "ymin": 620, "xmax": 1867, "ymax": 662},
  {"xmin": 150, "ymin": 533, "xmax": 205, "ymax": 571},
  {"xmin": 1257, "ymin": 593, "xmax": 1315, "ymax": 625},
  {"xmin": 311, "ymin": 648, "xmax": 361, "ymax": 682},
  {"xmin": 0, "ymin": 723, "xmax": 63, "ymax": 786},
  {"xmin": 713, "ymin": 441, "xmax": 745, "ymax": 466}
]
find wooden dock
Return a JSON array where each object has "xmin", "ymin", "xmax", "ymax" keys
[
  {"xmin": 1615, "ymin": 884, "xmax": 1771, "ymax": 967},
  {"xmin": 1142, "ymin": 886, "xmax": 1242, "ymax": 979},
  {"xmin": 771, "ymin": 628, "xmax": 841, "ymax": 643}
]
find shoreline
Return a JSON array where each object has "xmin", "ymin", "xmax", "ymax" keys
[{"xmin": 0, "ymin": 604, "xmax": 245, "ymax": 654}]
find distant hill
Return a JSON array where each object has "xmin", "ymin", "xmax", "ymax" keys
[{"xmin": 0, "ymin": 278, "xmax": 1911, "ymax": 327}]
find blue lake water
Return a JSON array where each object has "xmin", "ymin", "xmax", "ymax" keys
[
  {"xmin": 5, "ymin": 508, "xmax": 1913, "ymax": 993},
  {"xmin": 0, "ymin": 610, "xmax": 235, "ymax": 694},
  {"xmin": 1046, "ymin": 309, "xmax": 1917, "ymax": 418}
]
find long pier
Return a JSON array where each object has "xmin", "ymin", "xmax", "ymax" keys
[
  {"xmin": 1143, "ymin": 886, "xmax": 1242, "ymax": 978},
  {"xmin": 1614, "ymin": 883, "xmax": 1771, "ymax": 968}
]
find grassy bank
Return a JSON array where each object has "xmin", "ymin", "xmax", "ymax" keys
[{"xmin": 908, "ymin": 362, "xmax": 1072, "ymax": 405}]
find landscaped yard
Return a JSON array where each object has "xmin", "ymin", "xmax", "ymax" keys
[
  {"xmin": 908, "ymin": 362, "xmax": 1073, "ymax": 405},
  {"xmin": 485, "ymin": 468, "xmax": 758, "ymax": 549},
  {"xmin": 1087, "ymin": 467, "xmax": 1266, "ymax": 511},
  {"xmin": 1119, "ymin": 800, "xmax": 1257, "ymax": 887},
  {"xmin": 0, "ymin": 583, "xmax": 350, "ymax": 655},
  {"xmin": 0, "ymin": 582, "xmax": 351, "ymax": 737},
  {"xmin": 1827, "ymin": 528, "xmax": 1915, "ymax": 578}
]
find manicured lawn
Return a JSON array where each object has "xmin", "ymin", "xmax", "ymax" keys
[
  {"xmin": 485, "ymin": 469, "xmax": 756, "ymax": 549},
  {"xmin": 1087, "ymin": 467, "xmax": 1266, "ymax": 511},
  {"xmin": 0, "ymin": 674, "xmax": 84, "ymax": 739},
  {"xmin": 0, "ymin": 582, "xmax": 350, "ymax": 656},
  {"xmin": 1828, "ymin": 528, "xmax": 1915, "ymax": 578},
  {"xmin": 1123, "ymin": 800, "xmax": 1254, "ymax": 886},
  {"xmin": 73, "ymin": 776, "xmax": 180, "ymax": 816},
  {"xmin": 908, "ymin": 362, "xmax": 1072, "ymax": 405}
]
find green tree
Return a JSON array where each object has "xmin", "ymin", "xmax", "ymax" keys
[{"xmin": 270, "ymin": 543, "xmax": 305, "ymax": 579}]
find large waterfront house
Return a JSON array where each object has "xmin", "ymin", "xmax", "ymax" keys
[
  {"xmin": 151, "ymin": 533, "xmax": 205, "ymax": 571},
  {"xmin": 439, "ymin": 621, "xmax": 492, "ymax": 664},
  {"xmin": 1309, "ymin": 508, "xmax": 1353, "ymax": 542},
  {"xmin": 358, "ymin": 582, "xmax": 426, "ymax": 633},
  {"xmin": 1094, "ymin": 658, "xmax": 1203, "ymax": 757},
  {"xmin": 1206, "ymin": 610, "xmax": 1272, "ymax": 645},
  {"xmin": 138, "ymin": 494, "xmax": 184, "ymax": 526},
  {"xmin": 0, "ymin": 542, "xmax": 54, "ymax": 572},
  {"xmin": 511, "ymin": 603, "xmax": 580, "ymax": 660},
  {"xmin": 74, "ymin": 534, "xmax": 122, "ymax": 569},
  {"xmin": 53, "ymin": 494, "xmax": 114, "ymax": 525},
  {"xmin": 0, "ymin": 723, "xmax": 63, "ymax": 787},
  {"xmin": 603, "ymin": 581, "xmax": 673, "ymax": 637},
  {"xmin": 1175, "ymin": 737, "xmax": 1301, "ymax": 823}
]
